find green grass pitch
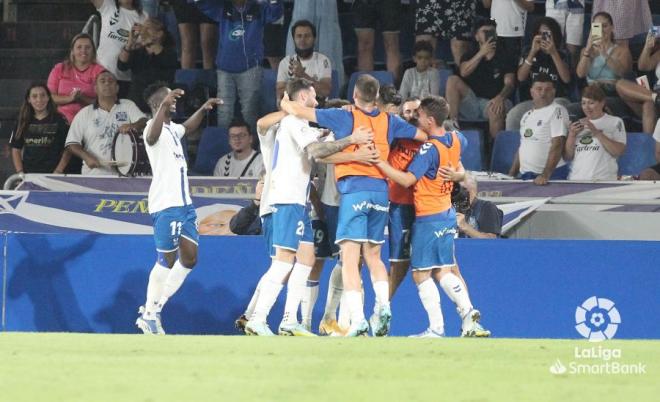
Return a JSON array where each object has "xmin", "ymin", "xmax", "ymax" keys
[{"xmin": 0, "ymin": 333, "xmax": 658, "ymax": 402}]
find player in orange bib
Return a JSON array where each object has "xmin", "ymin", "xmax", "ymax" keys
[{"xmin": 376, "ymin": 96, "xmax": 490, "ymax": 338}]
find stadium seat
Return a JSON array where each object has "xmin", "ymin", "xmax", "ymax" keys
[
  {"xmin": 460, "ymin": 130, "xmax": 484, "ymax": 171},
  {"xmin": 438, "ymin": 68, "xmax": 452, "ymax": 97},
  {"xmin": 490, "ymin": 130, "xmax": 520, "ymax": 174},
  {"xmin": 618, "ymin": 133, "xmax": 657, "ymax": 176},
  {"xmin": 330, "ymin": 69, "xmax": 340, "ymax": 99},
  {"xmin": 260, "ymin": 68, "xmax": 278, "ymax": 115},
  {"xmin": 174, "ymin": 69, "xmax": 217, "ymax": 91},
  {"xmin": 193, "ymin": 127, "xmax": 230, "ymax": 176},
  {"xmin": 346, "ymin": 71, "xmax": 394, "ymax": 101}
]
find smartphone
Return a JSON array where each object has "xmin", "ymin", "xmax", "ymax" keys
[
  {"xmin": 541, "ymin": 31, "xmax": 551, "ymax": 42},
  {"xmin": 651, "ymin": 26, "xmax": 660, "ymax": 39},
  {"xmin": 484, "ymin": 29, "xmax": 497, "ymax": 43},
  {"xmin": 591, "ymin": 23, "xmax": 602, "ymax": 39}
]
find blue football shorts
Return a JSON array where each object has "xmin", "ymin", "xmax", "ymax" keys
[
  {"xmin": 151, "ymin": 204, "xmax": 199, "ymax": 253},
  {"xmin": 336, "ymin": 191, "xmax": 389, "ymax": 244}
]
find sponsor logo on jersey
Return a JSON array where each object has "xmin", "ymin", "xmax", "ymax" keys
[
  {"xmin": 230, "ymin": 27, "xmax": 245, "ymax": 40},
  {"xmin": 524, "ymin": 128, "xmax": 534, "ymax": 138}
]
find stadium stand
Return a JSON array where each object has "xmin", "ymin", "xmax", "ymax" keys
[
  {"xmin": 618, "ymin": 132, "xmax": 658, "ymax": 176},
  {"xmin": 490, "ymin": 130, "xmax": 520, "ymax": 175},
  {"xmin": 193, "ymin": 126, "xmax": 230, "ymax": 176},
  {"xmin": 461, "ymin": 130, "xmax": 485, "ymax": 172},
  {"xmin": 345, "ymin": 70, "xmax": 395, "ymax": 101}
]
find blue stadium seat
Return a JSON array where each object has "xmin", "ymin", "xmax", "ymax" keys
[
  {"xmin": 490, "ymin": 130, "xmax": 520, "ymax": 174},
  {"xmin": 330, "ymin": 69, "xmax": 340, "ymax": 99},
  {"xmin": 618, "ymin": 133, "xmax": 657, "ymax": 176},
  {"xmin": 175, "ymin": 69, "xmax": 217, "ymax": 91},
  {"xmin": 193, "ymin": 127, "xmax": 230, "ymax": 176},
  {"xmin": 460, "ymin": 130, "xmax": 484, "ymax": 171},
  {"xmin": 438, "ymin": 68, "xmax": 452, "ymax": 97},
  {"xmin": 260, "ymin": 68, "xmax": 278, "ymax": 115},
  {"xmin": 346, "ymin": 71, "xmax": 394, "ymax": 101}
]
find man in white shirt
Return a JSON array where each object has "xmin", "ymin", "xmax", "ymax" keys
[
  {"xmin": 213, "ymin": 119, "xmax": 263, "ymax": 177},
  {"xmin": 509, "ymin": 73, "xmax": 569, "ymax": 185},
  {"xmin": 276, "ymin": 20, "xmax": 332, "ymax": 104},
  {"xmin": 135, "ymin": 82, "xmax": 222, "ymax": 334},
  {"xmin": 65, "ymin": 71, "xmax": 147, "ymax": 175},
  {"xmin": 245, "ymin": 78, "xmax": 373, "ymax": 336},
  {"xmin": 483, "ymin": 0, "xmax": 535, "ymax": 71}
]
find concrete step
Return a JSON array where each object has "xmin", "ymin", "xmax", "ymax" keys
[
  {"xmin": 0, "ymin": 21, "xmax": 86, "ymax": 49},
  {"xmin": 11, "ymin": 0, "xmax": 94, "ymax": 22},
  {"xmin": 0, "ymin": 48, "xmax": 68, "ymax": 80}
]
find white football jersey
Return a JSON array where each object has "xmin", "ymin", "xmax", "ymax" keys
[
  {"xmin": 568, "ymin": 114, "xmax": 626, "ymax": 181},
  {"xmin": 144, "ymin": 119, "xmax": 192, "ymax": 214},
  {"xmin": 519, "ymin": 102, "xmax": 569, "ymax": 174},
  {"xmin": 268, "ymin": 115, "xmax": 320, "ymax": 206},
  {"xmin": 258, "ymin": 123, "xmax": 278, "ymax": 217}
]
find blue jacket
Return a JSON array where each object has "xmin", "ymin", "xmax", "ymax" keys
[{"xmin": 194, "ymin": 0, "xmax": 283, "ymax": 73}]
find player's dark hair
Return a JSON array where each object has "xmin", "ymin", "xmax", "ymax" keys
[
  {"xmin": 413, "ymin": 40, "xmax": 433, "ymax": 56},
  {"xmin": 354, "ymin": 74, "xmax": 380, "ymax": 103},
  {"xmin": 419, "ymin": 96, "xmax": 450, "ymax": 127},
  {"xmin": 143, "ymin": 81, "xmax": 168, "ymax": 104},
  {"xmin": 378, "ymin": 84, "xmax": 402, "ymax": 107},
  {"xmin": 291, "ymin": 19, "xmax": 316, "ymax": 39},
  {"xmin": 229, "ymin": 117, "xmax": 250, "ymax": 133},
  {"xmin": 286, "ymin": 77, "xmax": 315, "ymax": 100}
]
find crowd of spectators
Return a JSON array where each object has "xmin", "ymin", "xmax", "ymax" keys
[{"xmin": 7, "ymin": 0, "xmax": 660, "ymax": 184}]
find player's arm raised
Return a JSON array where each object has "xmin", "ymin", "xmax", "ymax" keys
[
  {"xmin": 305, "ymin": 125, "xmax": 373, "ymax": 161},
  {"xmin": 257, "ymin": 110, "xmax": 287, "ymax": 135},
  {"xmin": 182, "ymin": 97, "xmax": 223, "ymax": 134},
  {"xmin": 146, "ymin": 88, "xmax": 182, "ymax": 146},
  {"xmin": 280, "ymin": 92, "xmax": 318, "ymax": 123}
]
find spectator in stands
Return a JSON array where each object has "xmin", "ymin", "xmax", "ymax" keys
[
  {"xmin": 92, "ymin": 0, "xmax": 148, "ymax": 97},
  {"xmin": 639, "ymin": 119, "xmax": 660, "ymax": 180},
  {"xmin": 506, "ymin": 17, "xmax": 571, "ymax": 131},
  {"xmin": 454, "ymin": 173, "xmax": 502, "ymax": 238},
  {"xmin": 195, "ymin": 0, "xmax": 283, "ymax": 132},
  {"xmin": 142, "ymin": 0, "xmax": 159, "ymax": 18},
  {"xmin": 615, "ymin": 31, "xmax": 660, "ymax": 134},
  {"xmin": 352, "ymin": 0, "xmax": 401, "ymax": 82},
  {"xmin": 415, "ymin": 0, "xmax": 477, "ymax": 66},
  {"xmin": 264, "ymin": 13, "xmax": 286, "ymax": 70},
  {"xmin": 376, "ymin": 84, "xmax": 403, "ymax": 114},
  {"xmin": 399, "ymin": 40, "xmax": 440, "ymax": 99},
  {"xmin": 483, "ymin": 0, "xmax": 535, "ymax": 71},
  {"xmin": 213, "ymin": 119, "xmax": 263, "ymax": 178},
  {"xmin": 572, "ymin": 12, "xmax": 632, "ymax": 119},
  {"xmin": 118, "ymin": 18, "xmax": 179, "ymax": 113},
  {"xmin": 400, "ymin": 97, "xmax": 421, "ymax": 124},
  {"xmin": 9, "ymin": 83, "xmax": 71, "ymax": 174},
  {"xmin": 276, "ymin": 20, "xmax": 332, "ymax": 104},
  {"xmin": 285, "ymin": 0, "xmax": 344, "ymax": 87},
  {"xmin": 592, "ymin": 0, "xmax": 652, "ymax": 48},
  {"xmin": 446, "ymin": 18, "xmax": 516, "ymax": 139},
  {"xmin": 229, "ymin": 170, "xmax": 265, "ymax": 235},
  {"xmin": 171, "ymin": 0, "xmax": 217, "ymax": 69},
  {"xmin": 509, "ymin": 74, "xmax": 570, "ymax": 185},
  {"xmin": 545, "ymin": 0, "xmax": 585, "ymax": 67},
  {"xmin": 48, "ymin": 33, "xmax": 106, "ymax": 124},
  {"xmin": 564, "ymin": 84, "xmax": 626, "ymax": 181},
  {"xmin": 65, "ymin": 71, "xmax": 147, "ymax": 175}
]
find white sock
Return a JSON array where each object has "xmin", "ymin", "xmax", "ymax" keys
[
  {"xmin": 301, "ymin": 280, "xmax": 319, "ymax": 329},
  {"xmin": 372, "ymin": 280, "xmax": 390, "ymax": 311},
  {"xmin": 244, "ymin": 274, "xmax": 267, "ymax": 318},
  {"xmin": 157, "ymin": 260, "xmax": 192, "ymax": 310},
  {"xmin": 345, "ymin": 290, "xmax": 365, "ymax": 324},
  {"xmin": 323, "ymin": 261, "xmax": 343, "ymax": 320},
  {"xmin": 250, "ymin": 260, "xmax": 292, "ymax": 323},
  {"xmin": 439, "ymin": 273, "xmax": 473, "ymax": 319},
  {"xmin": 144, "ymin": 262, "xmax": 170, "ymax": 316},
  {"xmin": 282, "ymin": 262, "xmax": 312, "ymax": 325},
  {"xmin": 417, "ymin": 279, "xmax": 444, "ymax": 333},
  {"xmin": 337, "ymin": 291, "xmax": 350, "ymax": 328}
]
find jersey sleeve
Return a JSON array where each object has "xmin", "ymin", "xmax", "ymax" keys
[
  {"xmin": 407, "ymin": 142, "xmax": 439, "ymax": 180},
  {"xmin": 65, "ymin": 111, "xmax": 86, "ymax": 146},
  {"xmin": 550, "ymin": 105, "xmax": 569, "ymax": 138},
  {"xmin": 290, "ymin": 121, "xmax": 320, "ymax": 151},
  {"xmin": 389, "ymin": 114, "xmax": 417, "ymax": 141},
  {"xmin": 611, "ymin": 117, "xmax": 627, "ymax": 144},
  {"xmin": 315, "ymin": 109, "xmax": 354, "ymax": 139}
]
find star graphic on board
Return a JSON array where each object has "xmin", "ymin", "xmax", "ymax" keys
[{"xmin": 0, "ymin": 193, "xmax": 27, "ymax": 214}]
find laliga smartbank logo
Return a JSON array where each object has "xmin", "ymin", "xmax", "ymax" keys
[{"xmin": 549, "ymin": 297, "xmax": 646, "ymax": 376}]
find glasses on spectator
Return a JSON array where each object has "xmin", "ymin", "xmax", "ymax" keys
[{"xmin": 229, "ymin": 133, "xmax": 250, "ymax": 140}]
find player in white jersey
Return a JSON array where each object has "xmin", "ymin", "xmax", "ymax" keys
[
  {"xmin": 245, "ymin": 78, "xmax": 374, "ymax": 336},
  {"xmin": 136, "ymin": 82, "xmax": 221, "ymax": 334}
]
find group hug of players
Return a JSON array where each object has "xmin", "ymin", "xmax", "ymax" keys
[{"xmin": 134, "ymin": 74, "xmax": 490, "ymax": 338}]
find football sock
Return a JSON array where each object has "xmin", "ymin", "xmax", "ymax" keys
[
  {"xmin": 301, "ymin": 280, "xmax": 319, "ymax": 329},
  {"xmin": 417, "ymin": 278, "xmax": 444, "ymax": 333},
  {"xmin": 244, "ymin": 274, "xmax": 267, "ymax": 318},
  {"xmin": 144, "ymin": 262, "xmax": 169, "ymax": 316},
  {"xmin": 372, "ymin": 280, "xmax": 390, "ymax": 311},
  {"xmin": 250, "ymin": 260, "xmax": 292, "ymax": 323},
  {"xmin": 157, "ymin": 260, "xmax": 192, "ymax": 311},
  {"xmin": 337, "ymin": 291, "xmax": 350, "ymax": 328},
  {"xmin": 439, "ymin": 273, "xmax": 473, "ymax": 319},
  {"xmin": 323, "ymin": 261, "xmax": 343, "ymax": 320},
  {"xmin": 282, "ymin": 262, "xmax": 312, "ymax": 325},
  {"xmin": 345, "ymin": 290, "xmax": 365, "ymax": 324}
]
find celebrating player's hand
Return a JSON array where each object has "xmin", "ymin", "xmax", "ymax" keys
[
  {"xmin": 438, "ymin": 163, "xmax": 464, "ymax": 182},
  {"xmin": 202, "ymin": 98, "xmax": 223, "ymax": 110},
  {"xmin": 349, "ymin": 125, "xmax": 374, "ymax": 145},
  {"xmin": 279, "ymin": 92, "xmax": 294, "ymax": 114},
  {"xmin": 161, "ymin": 88, "xmax": 184, "ymax": 110},
  {"xmin": 353, "ymin": 144, "xmax": 380, "ymax": 165}
]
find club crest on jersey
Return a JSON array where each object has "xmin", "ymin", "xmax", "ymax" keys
[
  {"xmin": 524, "ymin": 128, "xmax": 534, "ymax": 138},
  {"xmin": 116, "ymin": 112, "xmax": 128, "ymax": 122},
  {"xmin": 230, "ymin": 27, "xmax": 245, "ymax": 40},
  {"xmin": 579, "ymin": 135, "xmax": 593, "ymax": 145}
]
